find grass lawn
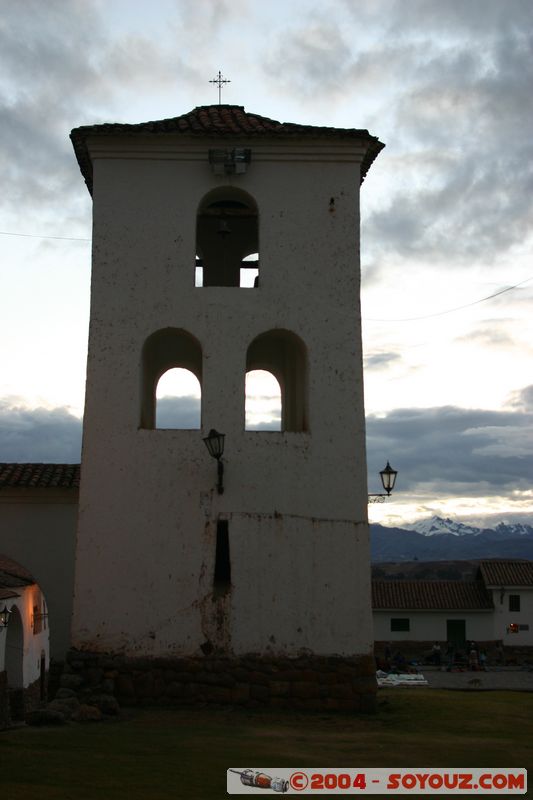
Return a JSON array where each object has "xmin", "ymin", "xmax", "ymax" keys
[{"xmin": 0, "ymin": 690, "xmax": 531, "ymax": 799}]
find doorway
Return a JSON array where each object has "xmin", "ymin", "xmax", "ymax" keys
[{"xmin": 446, "ymin": 619, "xmax": 466, "ymax": 647}]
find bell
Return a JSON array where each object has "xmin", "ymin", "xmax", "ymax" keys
[{"xmin": 217, "ymin": 216, "xmax": 231, "ymax": 237}]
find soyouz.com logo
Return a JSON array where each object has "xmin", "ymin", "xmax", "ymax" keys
[{"xmin": 227, "ymin": 768, "xmax": 527, "ymax": 794}]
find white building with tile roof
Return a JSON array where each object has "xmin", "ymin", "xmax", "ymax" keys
[
  {"xmin": 479, "ymin": 560, "xmax": 533, "ymax": 646},
  {"xmin": 0, "ymin": 554, "xmax": 50, "ymax": 726}
]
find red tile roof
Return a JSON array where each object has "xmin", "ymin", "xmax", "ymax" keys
[
  {"xmin": 71, "ymin": 105, "xmax": 385, "ymax": 194},
  {"xmin": 0, "ymin": 588, "xmax": 20, "ymax": 600},
  {"xmin": 372, "ymin": 580, "xmax": 494, "ymax": 611},
  {"xmin": 479, "ymin": 560, "xmax": 533, "ymax": 587},
  {"xmin": 0, "ymin": 463, "xmax": 80, "ymax": 489},
  {"xmin": 0, "ymin": 554, "xmax": 35, "ymax": 587}
]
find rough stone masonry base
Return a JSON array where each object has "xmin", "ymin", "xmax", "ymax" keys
[{"xmin": 52, "ymin": 651, "xmax": 377, "ymax": 713}]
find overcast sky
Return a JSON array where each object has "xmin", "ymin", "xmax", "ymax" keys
[{"xmin": 1, "ymin": 0, "xmax": 532, "ymax": 525}]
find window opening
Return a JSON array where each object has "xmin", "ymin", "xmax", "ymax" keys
[
  {"xmin": 446, "ymin": 619, "xmax": 466, "ymax": 646},
  {"xmin": 245, "ymin": 370, "xmax": 282, "ymax": 431},
  {"xmin": 246, "ymin": 329, "xmax": 308, "ymax": 432},
  {"xmin": 214, "ymin": 520, "xmax": 231, "ymax": 595},
  {"xmin": 140, "ymin": 328, "xmax": 202, "ymax": 430},
  {"xmin": 390, "ymin": 618, "xmax": 410, "ymax": 632},
  {"xmin": 196, "ymin": 189, "xmax": 259, "ymax": 287},
  {"xmin": 509, "ymin": 594, "xmax": 520, "ymax": 612},
  {"xmin": 156, "ymin": 367, "xmax": 201, "ymax": 429}
]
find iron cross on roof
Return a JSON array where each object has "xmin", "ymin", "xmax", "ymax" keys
[{"xmin": 209, "ymin": 70, "xmax": 231, "ymax": 104}]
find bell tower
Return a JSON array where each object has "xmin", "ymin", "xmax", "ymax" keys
[{"xmin": 70, "ymin": 106, "xmax": 384, "ymax": 711}]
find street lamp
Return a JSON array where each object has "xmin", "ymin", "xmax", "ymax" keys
[
  {"xmin": 203, "ymin": 429, "xmax": 225, "ymax": 494},
  {"xmin": 0, "ymin": 605, "xmax": 11, "ymax": 628},
  {"xmin": 379, "ymin": 462, "xmax": 398, "ymax": 495},
  {"xmin": 369, "ymin": 462, "xmax": 398, "ymax": 503}
]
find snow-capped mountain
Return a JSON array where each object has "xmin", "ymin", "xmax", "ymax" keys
[
  {"xmin": 404, "ymin": 515, "xmax": 533, "ymax": 538},
  {"xmin": 371, "ymin": 515, "xmax": 533, "ymax": 562},
  {"xmin": 494, "ymin": 522, "xmax": 533, "ymax": 537},
  {"xmin": 405, "ymin": 516, "xmax": 481, "ymax": 537}
]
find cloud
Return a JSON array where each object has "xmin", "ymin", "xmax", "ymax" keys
[
  {"xmin": 174, "ymin": 0, "xmax": 249, "ymax": 39},
  {"xmin": 507, "ymin": 385, "xmax": 533, "ymax": 412},
  {"xmin": 263, "ymin": 17, "xmax": 355, "ymax": 101},
  {"xmin": 0, "ymin": 395, "xmax": 205, "ymax": 459},
  {"xmin": 261, "ymin": 2, "xmax": 533, "ymax": 272},
  {"xmin": 455, "ymin": 324, "xmax": 515, "ymax": 349},
  {"xmin": 0, "ymin": 393, "xmax": 283, "ymax": 458},
  {"xmin": 0, "ymin": 1, "xmax": 200, "ymax": 221},
  {"xmin": 0, "ymin": 398, "xmax": 82, "ymax": 462},
  {"xmin": 364, "ymin": 20, "xmax": 533, "ymax": 267},
  {"xmin": 1, "ymin": 389, "xmax": 531, "ymax": 520},
  {"xmin": 364, "ymin": 352, "xmax": 402, "ymax": 371},
  {"xmin": 246, "ymin": 420, "xmax": 281, "ymax": 431},
  {"xmin": 464, "ymin": 425, "xmax": 533, "ymax": 459},
  {"xmin": 380, "ymin": 0, "xmax": 532, "ymax": 37},
  {"xmin": 366, "ymin": 400, "xmax": 533, "ymax": 498},
  {"xmin": 0, "ymin": 1, "xmax": 106, "ymax": 212},
  {"xmin": 3, "ymin": 0, "xmax": 531, "ymax": 277},
  {"xmin": 155, "ymin": 396, "xmax": 201, "ymax": 429}
]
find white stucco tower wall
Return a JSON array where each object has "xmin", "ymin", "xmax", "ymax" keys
[{"xmin": 69, "ymin": 106, "xmax": 384, "ymax": 710}]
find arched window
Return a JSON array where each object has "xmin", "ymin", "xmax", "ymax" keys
[
  {"xmin": 245, "ymin": 370, "xmax": 282, "ymax": 431},
  {"xmin": 140, "ymin": 329, "xmax": 202, "ymax": 429},
  {"xmin": 196, "ymin": 187, "xmax": 259, "ymax": 287},
  {"xmin": 246, "ymin": 330, "xmax": 308, "ymax": 432},
  {"xmin": 155, "ymin": 367, "xmax": 201, "ymax": 429}
]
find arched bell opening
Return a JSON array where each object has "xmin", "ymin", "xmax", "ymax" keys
[
  {"xmin": 196, "ymin": 187, "xmax": 259, "ymax": 288},
  {"xmin": 246, "ymin": 329, "xmax": 308, "ymax": 432},
  {"xmin": 140, "ymin": 328, "xmax": 203, "ymax": 429}
]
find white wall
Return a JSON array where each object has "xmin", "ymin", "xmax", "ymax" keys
[
  {"xmin": 373, "ymin": 610, "xmax": 495, "ymax": 643},
  {"xmin": 0, "ymin": 584, "xmax": 49, "ymax": 688},
  {"xmin": 490, "ymin": 587, "xmax": 533, "ymax": 646},
  {"xmin": 72, "ymin": 134, "xmax": 374, "ymax": 657}
]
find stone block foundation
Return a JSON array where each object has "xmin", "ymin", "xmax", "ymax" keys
[{"xmin": 57, "ymin": 651, "xmax": 377, "ymax": 713}]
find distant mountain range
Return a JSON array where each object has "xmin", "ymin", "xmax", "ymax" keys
[{"xmin": 370, "ymin": 516, "xmax": 533, "ymax": 562}]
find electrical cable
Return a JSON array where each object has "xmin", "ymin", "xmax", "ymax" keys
[
  {"xmin": 2, "ymin": 229, "xmax": 531, "ymax": 323},
  {"xmin": 364, "ymin": 275, "xmax": 533, "ymax": 322},
  {"xmin": 0, "ymin": 230, "xmax": 90, "ymax": 242}
]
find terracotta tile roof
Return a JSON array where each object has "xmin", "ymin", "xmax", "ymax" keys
[
  {"xmin": 0, "ymin": 555, "xmax": 35, "ymax": 587},
  {"xmin": 71, "ymin": 104, "xmax": 385, "ymax": 194},
  {"xmin": 479, "ymin": 560, "xmax": 533, "ymax": 587},
  {"xmin": 372, "ymin": 580, "xmax": 494, "ymax": 611},
  {"xmin": 0, "ymin": 587, "xmax": 20, "ymax": 600},
  {"xmin": 0, "ymin": 463, "xmax": 80, "ymax": 489}
]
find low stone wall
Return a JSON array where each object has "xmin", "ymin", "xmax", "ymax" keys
[{"xmin": 57, "ymin": 651, "xmax": 377, "ymax": 713}]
